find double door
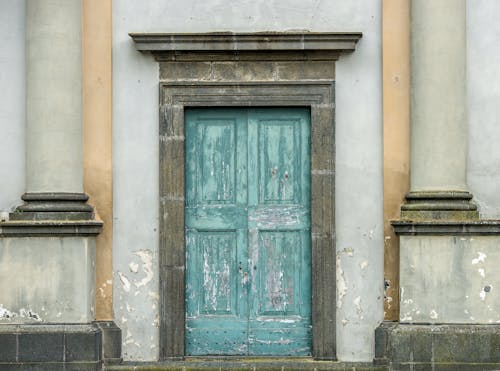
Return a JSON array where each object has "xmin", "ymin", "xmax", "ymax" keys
[{"xmin": 185, "ymin": 107, "xmax": 311, "ymax": 355}]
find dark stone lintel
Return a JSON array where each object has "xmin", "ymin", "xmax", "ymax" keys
[{"xmin": 129, "ymin": 32, "xmax": 362, "ymax": 62}]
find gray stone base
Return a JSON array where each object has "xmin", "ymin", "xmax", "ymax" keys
[
  {"xmin": 400, "ymin": 191, "xmax": 479, "ymax": 220},
  {"xmin": 0, "ymin": 323, "xmax": 102, "ymax": 370},
  {"xmin": 95, "ymin": 321, "xmax": 122, "ymax": 365},
  {"xmin": 375, "ymin": 322, "xmax": 500, "ymax": 370},
  {"xmin": 10, "ymin": 193, "xmax": 95, "ymax": 221}
]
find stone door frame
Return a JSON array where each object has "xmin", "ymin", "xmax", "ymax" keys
[{"xmin": 159, "ymin": 81, "xmax": 336, "ymax": 360}]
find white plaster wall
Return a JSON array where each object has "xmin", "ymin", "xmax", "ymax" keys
[
  {"xmin": 467, "ymin": 1, "xmax": 500, "ymax": 219},
  {"xmin": 113, "ymin": 0, "xmax": 383, "ymax": 361},
  {"xmin": 0, "ymin": 0, "xmax": 25, "ymax": 211}
]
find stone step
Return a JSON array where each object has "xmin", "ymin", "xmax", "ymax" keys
[{"xmin": 104, "ymin": 360, "xmax": 386, "ymax": 371}]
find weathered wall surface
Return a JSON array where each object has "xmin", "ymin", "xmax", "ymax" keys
[
  {"xmin": 0, "ymin": 0, "xmax": 25, "ymax": 212},
  {"xmin": 0, "ymin": 237, "xmax": 95, "ymax": 324},
  {"xmin": 467, "ymin": 1, "xmax": 500, "ymax": 218},
  {"xmin": 113, "ymin": 0, "xmax": 383, "ymax": 361},
  {"xmin": 400, "ymin": 235, "xmax": 500, "ymax": 324}
]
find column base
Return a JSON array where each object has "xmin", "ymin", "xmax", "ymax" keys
[
  {"xmin": 0, "ymin": 323, "xmax": 102, "ymax": 370},
  {"xmin": 400, "ymin": 191, "xmax": 479, "ymax": 220},
  {"xmin": 9, "ymin": 193, "xmax": 95, "ymax": 221},
  {"xmin": 375, "ymin": 322, "xmax": 500, "ymax": 370}
]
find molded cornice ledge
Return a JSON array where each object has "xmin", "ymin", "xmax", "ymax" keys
[{"xmin": 129, "ymin": 32, "xmax": 362, "ymax": 61}]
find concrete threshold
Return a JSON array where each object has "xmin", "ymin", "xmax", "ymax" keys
[{"xmin": 104, "ymin": 358, "xmax": 386, "ymax": 371}]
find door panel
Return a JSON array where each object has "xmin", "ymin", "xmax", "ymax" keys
[
  {"xmin": 247, "ymin": 109, "xmax": 311, "ymax": 355},
  {"xmin": 185, "ymin": 107, "xmax": 311, "ymax": 356},
  {"xmin": 185, "ymin": 110, "xmax": 249, "ymax": 355}
]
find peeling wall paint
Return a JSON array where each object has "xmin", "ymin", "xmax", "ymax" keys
[
  {"xmin": 0, "ymin": 305, "xmax": 42, "ymax": 322},
  {"xmin": 114, "ymin": 248, "xmax": 158, "ymax": 360}
]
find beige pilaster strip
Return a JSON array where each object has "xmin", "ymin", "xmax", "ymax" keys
[
  {"xmin": 383, "ymin": 0, "xmax": 410, "ymax": 320},
  {"xmin": 83, "ymin": 0, "xmax": 113, "ymax": 320}
]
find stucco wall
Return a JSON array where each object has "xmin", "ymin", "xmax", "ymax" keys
[
  {"xmin": 0, "ymin": 0, "xmax": 25, "ymax": 212},
  {"xmin": 467, "ymin": 0, "xmax": 500, "ymax": 219},
  {"xmin": 112, "ymin": 0, "xmax": 383, "ymax": 361}
]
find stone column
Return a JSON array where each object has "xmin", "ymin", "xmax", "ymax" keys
[
  {"xmin": 12, "ymin": 0, "xmax": 93, "ymax": 219},
  {"xmin": 401, "ymin": 0, "xmax": 477, "ymax": 219}
]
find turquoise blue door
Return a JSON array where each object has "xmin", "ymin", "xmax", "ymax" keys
[{"xmin": 185, "ymin": 107, "xmax": 311, "ymax": 356}]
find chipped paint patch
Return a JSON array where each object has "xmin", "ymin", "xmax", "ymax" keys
[
  {"xmin": 430, "ymin": 310, "xmax": 438, "ymax": 319},
  {"xmin": 133, "ymin": 249, "xmax": 154, "ymax": 288},
  {"xmin": 353, "ymin": 296, "xmax": 363, "ymax": 319},
  {"xmin": 360, "ymin": 260, "xmax": 369, "ymax": 270},
  {"xmin": 129, "ymin": 261, "xmax": 139, "ymax": 273},
  {"xmin": 478, "ymin": 268, "xmax": 486, "ymax": 278},
  {"xmin": 472, "ymin": 252, "xmax": 487, "ymax": 265},
  {"xmin": 336, "ymin": 255, "xmax": 347, "ymax": 309},
  {"xmin": 0, "ymin": 305, "xmax": 42, "ymax": 322},
  {"xmin": 118, "ymin": 271, "xmax": 131, "ymax": 292}
]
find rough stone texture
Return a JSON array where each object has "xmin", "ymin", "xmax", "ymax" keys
[
  {"xmin": 375, "ymin": 322, "xmax": 500, "ymax": 370},
  {"xmin": 399, "ymin": 235, "xmax": 500, "ymax": 324},
  {"xmin": 0, "ymin": 237, "xmax": 96, "ymax": 323}
]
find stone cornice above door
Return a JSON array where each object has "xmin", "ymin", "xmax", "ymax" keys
[{"xmin": 129, "ymin": 32, "xmax": 362, "ymax": 61}]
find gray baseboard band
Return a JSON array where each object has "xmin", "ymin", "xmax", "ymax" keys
[
  {"xmin": 374, "ymin": 321, "xmax": 500, "ymax": 369},
  {"xmin": 0, "ymin": 323, "xmax": 102, "ymax": 368}
]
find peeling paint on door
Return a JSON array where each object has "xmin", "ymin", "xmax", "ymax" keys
[{"xmin": 185, "ymin": 108, "xmax": 311, "ymax": 355}]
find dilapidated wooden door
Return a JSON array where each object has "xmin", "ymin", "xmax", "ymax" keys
[{"xmin": 185, "ymin": 107, "xmax": 311, "ymax": 356}]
